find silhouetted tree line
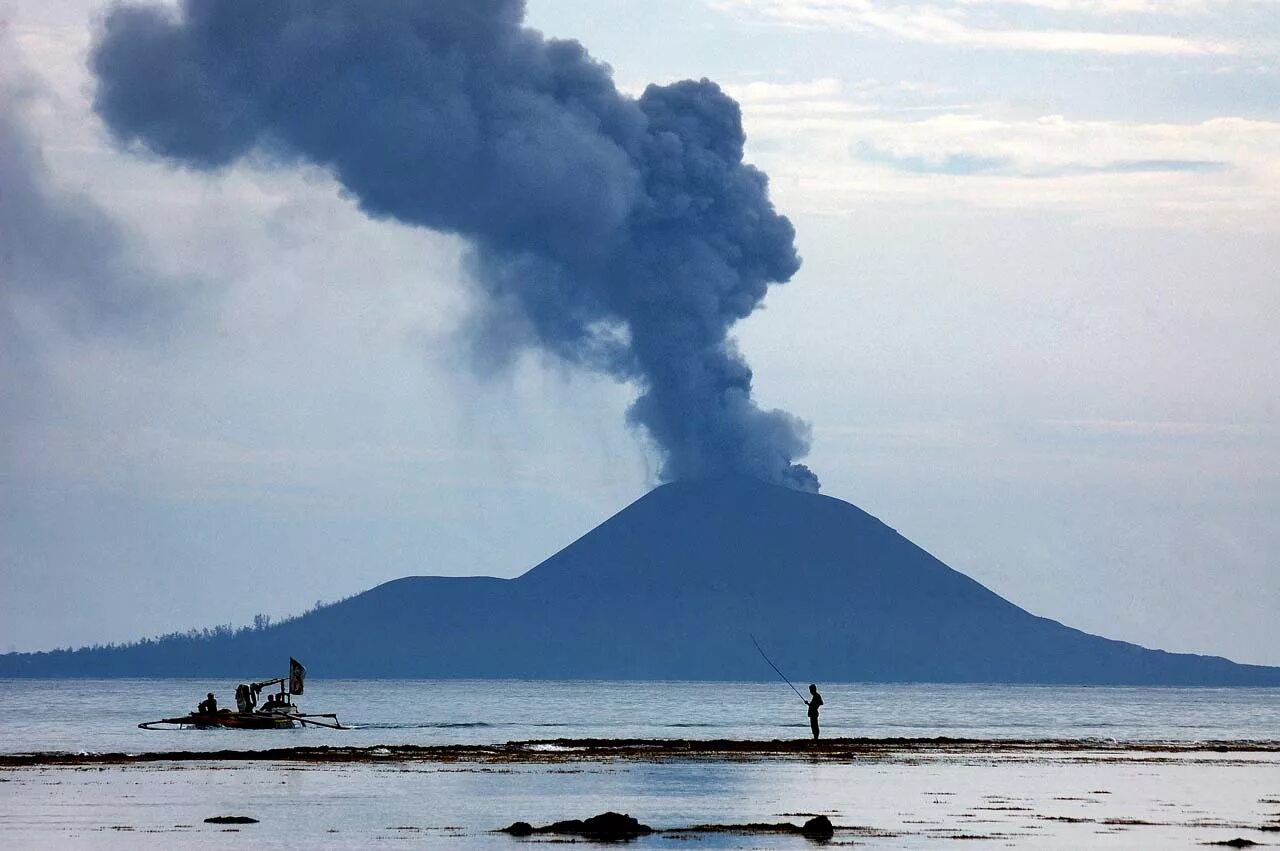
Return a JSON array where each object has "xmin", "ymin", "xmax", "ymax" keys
[{"xmin": 0, "ymin": 596, "xmax": 351, "ymax": 678}]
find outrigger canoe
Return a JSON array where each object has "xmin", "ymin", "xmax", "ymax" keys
[
  {"xmin": 139, "ymin": 657, "xmax": 346, "ymax": 731},
  {"xmin": 140, "ymin": 709, "xmax": 302, "ymax": 730}
]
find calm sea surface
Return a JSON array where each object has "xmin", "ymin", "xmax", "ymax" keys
[
  {"xmin": 3, "ymin": 680, "xmax": 1279, "ymax": 849},
  {"xmin": 0, "ymin": 679, "xmax": 1276, "ymax": 753}
]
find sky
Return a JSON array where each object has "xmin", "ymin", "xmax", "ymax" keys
[{"xmin": 1, "ymin": 0, "xmax": 1277, "ymax": 666}]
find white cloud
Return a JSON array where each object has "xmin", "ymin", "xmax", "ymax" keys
[
  {"xmin": 731, "ymin": 77, "xmax": 846, "ymax": 100},
  {"xmin": 952, "ymin": 0, "xmax": 1233, "ymax": 12},
  {"xmin": 727, "ymin": 79, "xmax": 1280, "ymax": 224},
  {"xmin": 709, "ymin": 0, "xmax": 1240, "ymax": 55},
  {"xmin": 1033, "ymin": 418, "xmax": 1273, "ymax": 439},
  {"xmin": 727, "ymin": 76, "xmax": 962, "ymax": 113}
]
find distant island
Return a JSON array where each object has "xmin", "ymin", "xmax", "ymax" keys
[{"xmin": 3, "ymin": 476, "xmax": 1278, "ymax": 685}]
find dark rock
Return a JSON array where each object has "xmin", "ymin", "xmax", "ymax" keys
[
  {"xmin": 1205, "ymin": 840, "xmax": 1258, "ymax": 848},
  {"xmin": 502, "ymin": 811, "xmax": 652, "ymax": 841},
  {"xmin": 681, "ymin": 821, "xmax": 807, "ymax": 834},
  {"xmin": 668, "ymin": 818, "xmax": 842, "ymax": 838},
  {"xmin": 204, "ymin": 815, "xmax": 258, "ymax": 824},
  {"xmin": 802, "ymin": 815, "xmax": 834, "ymax": 839},
  {"xmin": 583, "ymin": 812, "xmax": 651, "ymax": 838}
]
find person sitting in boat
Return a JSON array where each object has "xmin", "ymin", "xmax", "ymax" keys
[
  {"xmin": 261, "ymin": 694, "xmax": 279, "ymax": 712},
  {"xmin": 197, "ymin": 693, "xmax": 217, "ymax": 714}
]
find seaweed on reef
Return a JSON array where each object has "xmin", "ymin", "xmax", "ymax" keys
[{"xmin": 4, "ymin": 737, "xmax": 1279, "ymax": 768}]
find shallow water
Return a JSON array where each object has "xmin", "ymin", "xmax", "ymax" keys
[
  {"xmin": 3, "ymin": 748, "xmax": 1278, "ymax": 848},
  {"xmin": 1, "ymin": 679, "xmax": 1277, "ymax": 754},
  {"xmin": 3, "ymin": 680, "xmax": 1278, "ymax": 849}
]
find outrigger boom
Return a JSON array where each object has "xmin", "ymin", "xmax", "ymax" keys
[
  {"xmin": 138, "ymin": 658, "xmax": 347, "ymax": 731},
  {"xmin": 137, "ymin": 712, "xmax": 347, "ymax": 731}
]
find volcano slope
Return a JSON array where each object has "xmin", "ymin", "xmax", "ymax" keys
[{"xmin": 4, "ymin": 476, "xmax": 1278, "ymax": 684}]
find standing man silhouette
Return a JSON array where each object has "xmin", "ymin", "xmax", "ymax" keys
[{"xmin": 805, "ymin": 684, "xmax": 823, "ymax": 741}]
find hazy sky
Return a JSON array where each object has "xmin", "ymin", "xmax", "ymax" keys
[{"xmin": 2, "ymin": 0, "xmax": 1277, "ymax": 666}]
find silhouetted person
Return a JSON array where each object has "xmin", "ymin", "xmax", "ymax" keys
[
  {"xmin": 197, "ymin": 692, "xmax": 217, "ymax": 714},
  {"xmin": 805, "ymin": 684, "xmax": 823, "ymax": 741},
  {"xmin": 262, "ymin": 694, "xmax": 278, "ymax": 712},
  {"xmin": 235, "ymin": 683, "xmax": 254, "ymax": 713}
]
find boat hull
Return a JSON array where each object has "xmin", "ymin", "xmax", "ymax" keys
[{"xmin": 152, "ymin": 711, "xmax": 296, "ymax": 730}]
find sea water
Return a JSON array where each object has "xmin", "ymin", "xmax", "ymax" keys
[
  {"xmin": 2, "ymin": 680, "xmax": 1278, "ymax": 849},
  {"xmin": 0, "ymin": 679, "xmax": 1276, "ymax": 753}
]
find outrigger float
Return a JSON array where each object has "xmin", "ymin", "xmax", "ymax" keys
[{"xmin": 139, "ymin": 658, "xmax": 346, "ymax": 731}]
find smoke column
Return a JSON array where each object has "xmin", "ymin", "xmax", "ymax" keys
[{"xmin": 91, "ymin": 0, "xmax": 819, "ymax": 491}]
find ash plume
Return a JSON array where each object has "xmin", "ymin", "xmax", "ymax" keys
[{"xmin": 90, "ymin": 0, "xmax": 818, "ymax": 490}]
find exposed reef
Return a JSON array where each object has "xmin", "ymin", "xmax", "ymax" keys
[{"xmin": 3, "ymin": 736, "xmax": 1278, "ymax": 768}]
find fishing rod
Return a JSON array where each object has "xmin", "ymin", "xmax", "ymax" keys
[{"xmin": 749, "ymin": 633, "xmax": 808, "ymax": 705}]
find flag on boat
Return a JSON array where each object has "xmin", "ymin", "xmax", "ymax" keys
[{"xmin": 289, "ymin": 657, "xmax": 306, "ymax": 695}]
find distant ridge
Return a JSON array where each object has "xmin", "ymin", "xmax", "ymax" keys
[{"xmin": 3, "ymin": 477, "xmax": 1278, "ymax": 685}]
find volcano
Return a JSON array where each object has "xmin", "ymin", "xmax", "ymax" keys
[{"xmin": 4, "ymin": 477, "xmax": 1277, "ymax": 684}]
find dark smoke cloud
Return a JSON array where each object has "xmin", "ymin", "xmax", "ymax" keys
[{"xmin": 91, "ymin": 0, "xmax": 818, "ymax": 490}]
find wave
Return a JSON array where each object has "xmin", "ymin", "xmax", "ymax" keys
[
  {"xmin": 346, "ymin": 721, "xmax": 576, "ymax": 730},
  {"xmin": 348, "ymin": 720, "xmax": 736, "ymax": 732},
  {"xmin": 348, "ymin": 722, "xmax": 495, "ymax": 730}
]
